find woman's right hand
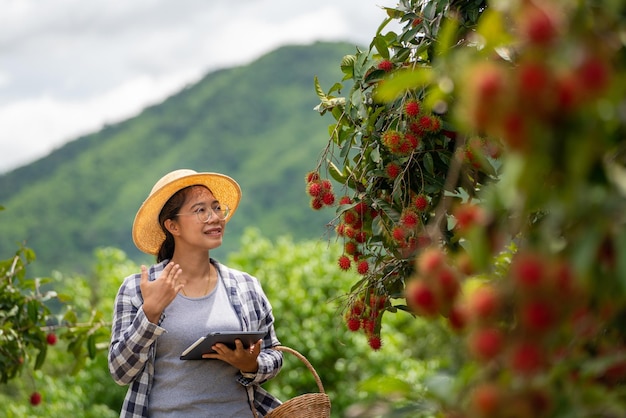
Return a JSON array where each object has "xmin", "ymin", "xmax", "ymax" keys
[{"xmin": 140, "ymin": 263, "xmax": 184, "ymax": 323}]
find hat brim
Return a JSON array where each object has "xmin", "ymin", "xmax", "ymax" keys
[{"xmin": 132, "ymin": 172, "xmax": 241, "ymax": 255}]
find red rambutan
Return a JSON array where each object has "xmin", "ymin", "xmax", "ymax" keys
[
  {"xmin": 307, "ymin": 182, "xmax": 322, "ymax": 197},
  {"xmin": 347, "ymin": 317, "xmax": 361, "ymax": 332},
  {"xmin": 338, "ymin": 255, "xmax": 351, "ymax": 270},
  {"xmin": 468, "ymin": 327, "xmax": 504, "ymax": 361},
  {"xmin": 377, "ymin": 60, "xmax": 394, "ymax": 72},
  {"xmin": 305, "ymin": 171, "xmax": 320, "ymax": 183},
  {"xmin": 407, "ymin": 280, "xmax": 439, "ymax": 316},
  {"xmin": 417, "ymin": 247, "xmax": 446, "ymax": 275},
  {"xmin": 468, "ymin": 286, "xmax": 500, "ymax": 321},
  {"xmin": 310, "ymin": 198, "xmax": 323, "ymax": 210},
  {"xmin": 357, "ymin": 260, "xmax": 369, "ymax": 275},
  {"xmin": 322, "ymin": 192, "xmax": 335, "ymax": 206},
  {"xmin": 368, "ymin": 335, "xmax": 383, "ymax": 350},
  {"xmin": 401, "ymin": 210, "xmax": 420, "ymax": 228},
  {"xmin": 509, "ymin": 341, "xmax": 544, "ymax": 375},
  {"xmin": 344, "ymin": 241, "xmax": 358, "ymax": 255},
  {"xmin": 414, "ymin": 194, "xmax": 428, "ymax": 211},
  {"xmin": 404, "ymin": 100, "xmax": 420, "ymax": 117},
  {"xmin": 386, "ymin": 163, "xmax": 402, "ymax": 179}
]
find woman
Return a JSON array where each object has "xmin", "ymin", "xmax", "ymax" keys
[{"xmin": 108, "ymin": 169, "xmax": 282, "ymax": 417}]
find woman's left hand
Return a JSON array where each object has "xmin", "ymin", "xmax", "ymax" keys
[{"xmin": 202, "ymin": 338, "xmax": 261, "ymax": 373}]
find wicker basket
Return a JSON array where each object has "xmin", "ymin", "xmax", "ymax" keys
[{"xmin": 264, "ymin": 346, "xmax": 331, "ymax": 418}]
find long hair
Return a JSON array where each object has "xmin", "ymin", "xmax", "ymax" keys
[{"xmin": 156, "ymin": 186, "xmax": 194, "ymax": 262}]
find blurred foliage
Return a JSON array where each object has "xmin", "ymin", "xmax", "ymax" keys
[
  {"xmin": 0, "ymin": 247, "xmax": 135, "ymax": 416},
  {"xmin": 310, "ymin": 0, "xmax": 626, "ymax": 416}
]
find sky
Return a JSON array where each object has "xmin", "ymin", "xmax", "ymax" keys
[{"xmin": 0, "ymin": 0, "xmax": 399, "ymax": 174}]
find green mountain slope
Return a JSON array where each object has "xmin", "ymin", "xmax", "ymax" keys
[{"xmin": 0, "ymin": 41, "xmax": 354, "ymax": 275}]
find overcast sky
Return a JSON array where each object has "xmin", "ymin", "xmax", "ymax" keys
[{"xmin": 0, "ymin": 0, "xmax": 398, "ymax": 173}]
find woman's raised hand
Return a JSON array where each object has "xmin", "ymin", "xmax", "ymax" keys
[{"xmin": 140, "ymin": 263, "xmax": 184, "ymax": 323}]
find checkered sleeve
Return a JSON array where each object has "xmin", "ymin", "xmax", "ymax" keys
[{"xmin": 108, "ymin": 272, "xmax": 166, "ymax": 385}]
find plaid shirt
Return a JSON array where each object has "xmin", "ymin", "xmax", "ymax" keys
[{"xmin": 108, "ymin": 259, "xmax": 283, "ymax": 417}]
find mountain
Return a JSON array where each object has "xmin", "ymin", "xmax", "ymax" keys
[{"xmin": 0, "ymin": 41, "xmax": 355, "ymax": 276}]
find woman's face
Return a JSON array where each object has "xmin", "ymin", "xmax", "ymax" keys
[{"xmin": 169, "ymin": 186, "xmax": 226, "ymax": 252}]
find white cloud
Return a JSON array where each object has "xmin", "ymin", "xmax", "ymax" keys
[{"xmin": 0, "ymin": 0, "xmax": 397, "ymax": 173}]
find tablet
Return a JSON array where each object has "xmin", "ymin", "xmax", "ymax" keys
[{"xmin": 180, "ymin": 331, "xmax": 265, "ymax": 360}]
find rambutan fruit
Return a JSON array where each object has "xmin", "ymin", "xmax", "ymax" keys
[
  {"xmin": 436, "ymin": 267, "xmax": 460, "ymax": 302},
  {"xmin": 368, "ymin": 335, "xmax": 383, "ymax": 350},
  {"xmin": 305, "ymin": 171, "xmax": 320, "ymax": 183},
  {"xmin": 381, "ymin": 130, "xmax": 403, "ymax": 151},
  {"xmin": 310, "ymin": 198, "xmax": 323, "ymax": 210},
  {"xmin": 386, "ymin": 162, "xmax": 402, "ymax": 179},
  {"xmin": 322, "ymin": 192, "xmax": 335, "ymax": 206},
  {"xmin": 392, "ymin": 226, "xmax": 407, "ymax": 242},
  {"xmin": 468, "ymin": 285, "xmax": 500, "ymax": 321},
  {"xmin": 471, "ymin": 383, "xmax": 502, "ymax": 417},
  {"xmin": 417, "ymin": 247, "xmax": 446, "ymax": 275},
  {"xmin": 406, "ymin": 280, "xmax": 439, "ymax": 316},
  {"xmin": 509, "ymin": 341, "xmax": 544, "ymax": 375},
  {"xmin": 307, "ymin": 182, "xmax": 322, "ymax": 197},
  {"xmin": 414, "ymin": 194, "xmax": 429, "ymax": 211},
  {"xmin": 405, "ymin": 132, "xmax": 419, "ymax": 149},
  {"xmin": 400, "ymin": 210, "xmax": 420, "ymax": 228},
  {"xmin": 338, "ymin": 255, "xmax": 351, "ymax": 270},
  {"xmin": 339, "ymin": 195, "xmax": 352, "ymax": 205},
  {"xmin": 519, "ymin": 4, "xmax": 559, "ymax": 46},
  {"xmin": 362, "ymin": 318, "xmax": 376, "ymax": 335},
  {"xmin": 448, "ymin": 304, "xmax": 468, "ymax": 332},
  {"xmin": 343, "ymin": 210, "xmax": 358, "ymax": 226},
  {"xmin": 354, "ymin": 201, "xmax": 368, "ymax": 217},
  {"xmin": 377, "ymin": 60, "xmax": 394, "ymax": 72},
  {"xmin": 357, "ymin": 260, "xmax": 369, "ymax": 275},
  {"xmin": 520, "ymin": 300, "xmax": 555, "ymax": 334},
  {"xmin": 453, "ymin": 203, "xmax": 484, "ymax": 231},
  {"xmin": 404, "ymin": 100, "xmax": 420, "ymax": 117},
  {"xmin": 344, "ymin": 241, "xmax": 358, "ymax": 255},
  {"xmin": 512, "ymin": 252, "xmax": 545, "ymax": 291},
  {"xmin": 468, "ymin": 327, "xmax": 504, "ymax": 361},
  {"xmin": 346, "ymin": 317, "xmax": 361, "ymax": 332}
]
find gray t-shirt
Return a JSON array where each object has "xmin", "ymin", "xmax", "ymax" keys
[{"xmin": 148, "ymin": 273, "xmax": 251, "ymax": 417}]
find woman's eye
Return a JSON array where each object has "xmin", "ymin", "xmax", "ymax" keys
[{"xmin": 195, "ymin": 208, "xmax": 207, "ymax": 214}]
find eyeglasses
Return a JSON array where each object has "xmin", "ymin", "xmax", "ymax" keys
[{"xmin": 176, "ymin": 204, "xmax": 230, "ymax": 223}]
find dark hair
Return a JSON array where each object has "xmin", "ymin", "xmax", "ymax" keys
[{"xmin": 156, "ymin": 186, "xmax": 192, "ymax": 262}]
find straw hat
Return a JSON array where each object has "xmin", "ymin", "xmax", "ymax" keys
[{"xmin": 132, "ymin": 169, "xmax": 241, "ymax": 255}]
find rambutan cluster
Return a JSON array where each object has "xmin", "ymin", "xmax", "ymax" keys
[
  {"xmin": 344, "ymin": 291, "xmax": 388, "ymax": 350},
  {"xmin": 335, "ymin": 198, "xmax": 378, "ymax": 274},
  {"xmin": 391, "ymin": 207, "xmax": 429, "ymax": 259},
  {"xmin": 405, "ymin": 247, "xmax": 462, "ymax": 320},
  {"xmin": 460, "ymin": 2, "xmax": 612, "ymax": 152},
  {"xmin": 450, "ymin": 251, "xmax": 595, "ymax": 417},
  {"xmin": 381, "ymin": 129, "xmax": 418, "ymax": 156},
  {"xmin": 305, "ymin": 171, "xmax": 335, "ymax": 210}
]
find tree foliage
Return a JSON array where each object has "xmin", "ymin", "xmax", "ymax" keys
[{"xmin": 309, "ymin": 0, "xmax": 626, "ymax": 416}]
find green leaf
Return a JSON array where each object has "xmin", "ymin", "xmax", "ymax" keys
[
  {"xmin": 373, "ymin": 68, "xmax": 434, "ymax": 103},
  {"xmin": 423, "ymin": 152, "xmax": 435, "ymax": 175},
  {"xmin": 328, "ymin": 161, "xmax": 346, "ymax": 183},
  {"xmin": 34, "ymin": 344, "xmax": 47, "ymax": 370},
  {"xmin": 372, "ymin": 34, "xmax": 389, "ymax": 60},
  {"xmin": 87, "ymin": 334, "xmax": 97, "ymax": 358}
]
